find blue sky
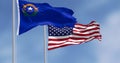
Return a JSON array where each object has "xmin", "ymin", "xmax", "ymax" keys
[{"xmin": 0, "ymin": 0, "xmax": 120, "ymax": 63}]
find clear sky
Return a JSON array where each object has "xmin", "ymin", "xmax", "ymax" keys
[{"xmin": 0, "ymin": 0, "xmax": 120, "ymax": 63}]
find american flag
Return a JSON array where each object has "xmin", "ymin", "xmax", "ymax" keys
[{"xmin": 48, "ymin": 21, "xmax": 102, "ymax": 50}]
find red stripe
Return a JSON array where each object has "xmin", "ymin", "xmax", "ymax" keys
[
  {"xmin": 75, "ymin": 22, "xmax": 99, "ymax": 27},
  {"xmin": 48, "ymin": 44, "xmax": 73, "ymax": 50},
  {"xmin": 70, "ymin": 35, "xmax": 101, "ymax": 40},
  {"xmin": 48, "ymin": 43, "xmax": 63, "ymax": 46},
  {"xmin": 74, "ymin": 27, "xmax": 86, "ymax": 29},
  {"xmin": 76, "ymin": 24, "xmax": 100, "ymax": 27},
  {"xmin": 49, "ymin": 38, "xmax": 69, "ymax": 41}
]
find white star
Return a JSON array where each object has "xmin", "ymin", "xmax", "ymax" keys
[{"xmin": 28, "ymin": 7, "xmax": 33, "ymax": 11}]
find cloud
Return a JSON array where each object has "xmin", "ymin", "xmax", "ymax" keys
[
  {"xmin": 48, "ymin": 48, "xmax": 67, "ymax": 63},
  {"xmin": 86, "ymin": 0, "xmax": 109, "ymax": 9},
  {"xmin": 97, "ymin": 10, "xmax": 120, "ymax": 63},
  {"xmin": 0, "ymin": 46, "xmax": 12, "ymax": 63}
]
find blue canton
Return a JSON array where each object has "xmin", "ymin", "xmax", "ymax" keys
[{"xmin": 48, "ymin": 25, "xmax": 73, "ymax": 36}]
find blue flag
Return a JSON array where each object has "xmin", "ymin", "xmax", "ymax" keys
[{"xmin": 18, "ymin": 0, "xmax": 76, "ymax": 35}]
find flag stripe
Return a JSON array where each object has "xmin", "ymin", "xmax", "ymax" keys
[
  {"xmin": 48, "ymin": 35, "xmax": 100, "ymax": 45},
  {"xmin": 49, "ymin": 35, "xmax": 100, "ymax": 41},
  {"xmin": 48, "ymin": 36, "xmax": 99, "ymax": 46},
  {"xmin": 48, "ymin": 36, "xmax": 98, "ymax": 50}
]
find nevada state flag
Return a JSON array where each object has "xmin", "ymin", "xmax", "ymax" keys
[{"xmin": 17, "ymin": 0, "xmax": 76, "ymax": 35}]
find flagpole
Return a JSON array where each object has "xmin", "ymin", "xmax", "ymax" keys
[
  {"xmin": 43, "ymin": 25, "xmax": 47, "ymax": 63},
  {"xmin": 12, "ymin": 0, "xmax": 16, "ymax": 63}
]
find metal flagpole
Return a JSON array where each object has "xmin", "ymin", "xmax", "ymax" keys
[
  {"xmin": 43, "ymin": 25, "xmax": 47, "ymax": 63},
  {"xmin": 12, "ymin": 0, "xmax": 16, "ymax": 63}
]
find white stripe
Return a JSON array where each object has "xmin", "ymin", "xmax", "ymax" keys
[
  {"xmin": 49, "ymin": 39, "xmax": 85, "ymax": 44},
  {"xmin": 73, "ymin": 28, "xmax": 86, "ymax": 31},
  {"xmin": 62, "ymin": 42, "xmax": 80, "ymax": 44},
  {"xmin": 74, "ymin": 25, "xmax": 86, "ymax": 28},
  {"xmin": 86, "ymin": 26, "xmax": 99, "ymax": 29},
  {"xmin": 48, "ymin": 45, "xmax": 61, "ymax": 49},
  {"xmin": 49, "ymin": 35, "xmax": 71, "ymax": 39},
  {"xmin": 49, "ymin": 41, "xmax": 68, "ymax": 44}
]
